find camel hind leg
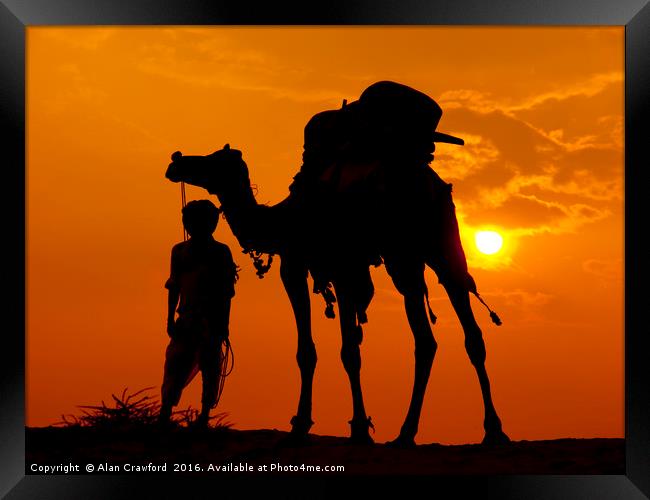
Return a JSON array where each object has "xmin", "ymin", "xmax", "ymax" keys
[
  {"xmin": 442, "ymin": 280, "xmax": 510, "ymax": 445},
  {"xmin": 332, "ymin": 274, "xmax": 374, "ymax": 445},
  {"xmin": 384, "ymin": 259, "xmax": 437, "ymax": 447}
]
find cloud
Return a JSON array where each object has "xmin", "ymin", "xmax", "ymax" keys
[
  {"xmin": 582, "ymin": 258, "xmax": 623, "ymax": 282},
  {"xmin": 34, "ymin": 28, "xmax": 116, "ymax": 51},
  {"xmin": 132, "ymin": 32, "xmax": 349, "ymax": 105},
  {"xmin": 512, "ymin": 82, "xmax": 623, "ymax": 152},
  {"xmin": 509, "ymin": 72, "xmax": 622, "ymax": 113},
  {"xmin": 137, "ymin": 59, "xmax": 343, "ymax": 103},
  {"xmin": 464, "ymin": 194, "xmax": 566, "ymax": 229},
  {"xmin": 472, "ymin": 288, "xmax": 556, "ymax": 324},
  {"xmin": 488, "ymin": 288, "xmax": 554, "ymax": 308},
  {"xmin": 439, "ymin": 72, "xmax": 622, "ymax": 117},
  {"xmin": 36, "ymin": 63, "xmax": 109, "ymax": 115},
  {"xmin": 433, "ymin": 134, "xmax": 500, "ymax": 181},
  {"xmin": 553, "ymin": 147, "xmax": 623, "ymax": 183},
  {"xmin": 442, "ymin": 108, "xmax": 561, "ymax": 179},
  {"xmin": 433, "ymin": 75, "xmax": 622, "ymax": 239},
  {"xmin": 438, "ymin": 89, "xmax": 498, "ymax": 113}
]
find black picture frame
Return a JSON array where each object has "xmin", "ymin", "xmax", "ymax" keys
[{"xmin": 1, "ymin": 1, "xmax": 648, "ymax": 498}]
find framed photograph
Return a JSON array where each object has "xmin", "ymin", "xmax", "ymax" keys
[{"xmin": 2, "ymin": 1, "xmax": 648, "ymax": 498}]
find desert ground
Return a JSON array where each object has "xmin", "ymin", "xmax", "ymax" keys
[{"xmin": 26, "ymin": 426, "xmax": 624, "ymax": 476}]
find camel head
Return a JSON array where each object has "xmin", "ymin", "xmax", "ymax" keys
[{"xmin": 165, "ymin": 144, "xmax": 250, "ymax": 196}]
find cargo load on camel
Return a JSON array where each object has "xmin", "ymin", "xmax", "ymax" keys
[{"xmin": 288, "ymin": 81, "xmax": 500, "ymax": 326}]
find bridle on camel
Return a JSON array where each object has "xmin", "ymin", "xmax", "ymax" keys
[{"xmin": 178, "ymin": 181, "xmax": 234, "ymax": 407}]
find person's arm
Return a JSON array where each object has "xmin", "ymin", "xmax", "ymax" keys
[
  {"xmin": 167, "ymin": 289, "xmax": 179, "ymax": 336},
  {"xmin": 165, "ymin": 247, "xmax": 181, "ymax": 337}
]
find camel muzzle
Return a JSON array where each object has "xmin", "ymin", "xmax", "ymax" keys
[{"xmin": 165, "ymin": 151, "xmax": 213, "ymax": 190}]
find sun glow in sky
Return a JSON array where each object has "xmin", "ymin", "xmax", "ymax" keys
[
  {"xmin": 27, "ymin": 27, "xmax": 623, "ymax": 444},
  {"xmin": 475, "ymin": 230, "xmax": 504, "ymax": 255}
]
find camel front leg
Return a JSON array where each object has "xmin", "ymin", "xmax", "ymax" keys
[
  {"xmin": 280, "ymin": 257, "xmax": 317, "ymax": 440},
  {"xmin": 443, "ymin": 282, "xmax": 510, "ymax": 445}
]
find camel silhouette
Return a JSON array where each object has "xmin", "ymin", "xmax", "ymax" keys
[{"xmin": 165, "ymin": 81, "xmax": 510, "ymax": 447}]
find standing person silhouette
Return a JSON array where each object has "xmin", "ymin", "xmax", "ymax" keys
[{"xmin": 159, "ymin": 200, "xmax": 237, "ymax": 428}]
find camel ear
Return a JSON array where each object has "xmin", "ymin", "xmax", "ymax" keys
[{"xmin": 224, "ymin": 143, "xmax": 230, "ymax": 150}]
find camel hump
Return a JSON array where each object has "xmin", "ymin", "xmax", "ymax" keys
[
  {"xmin": 303, "ymin": 109, "xmax": 343, "ymax": 152},
  {"xmin": 303, "ymin": 103, "xmax": 368, "ymax": 159}
]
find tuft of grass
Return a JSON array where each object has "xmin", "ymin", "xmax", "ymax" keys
[
  {"xmin": 172, "ymin": 406, "xmax": 233, "ymax": 429},
  {"xmin": 55, "ymin": 387, "xmax": 232, "ymax": 430}
]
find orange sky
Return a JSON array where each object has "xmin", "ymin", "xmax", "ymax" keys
[{"xmin": 26, "ymin": 27, "xmax": 624, "ymax": 444}]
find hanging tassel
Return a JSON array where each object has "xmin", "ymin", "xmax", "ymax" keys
[
  {"xmin": 489, "ymin": 310, "xmax": 502, "ymax": 326},
  {"xmin": 473, "ymin": 291, "xmax": 503, "ymax": 326},
  {"xmin": 247, "ymin": 250, "xmax": 274, "ymax": 278},
  {"xmin": 319, "ymin": 282, "xmax": 337, "ymax": 319}
]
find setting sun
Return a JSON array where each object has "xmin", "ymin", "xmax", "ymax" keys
[{"xmin": 475, "ymin": 230, "xmax": 504, "ymax": 255}]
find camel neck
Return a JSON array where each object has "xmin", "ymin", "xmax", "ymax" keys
[{"xmin": 216, "ymin": 177, "xmax": 280, "ymax": 254}]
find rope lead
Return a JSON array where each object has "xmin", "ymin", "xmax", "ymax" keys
[
  {"xmin": 214, "ymin": 337, "xmax": 234, "ymax": 408},
  {"xmin": 180, "ymin": 181, "xmax": 188, "ymax": 241}
]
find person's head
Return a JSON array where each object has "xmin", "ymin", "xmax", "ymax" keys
[{"xmin": 182, "ymin": 200, "xmax": 220, "ymax": 238}]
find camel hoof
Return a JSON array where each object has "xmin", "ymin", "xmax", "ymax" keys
[
  {"xmin": 347, "ymin": 433, "xmax": 375, "ymax": 446},
  {"xmin": 348, "ymin": 416, "xmax": 375, "ymax": 446},
  {"xmin": 279, "ymin": 415, "xmax": 313, "ymax": 447},
  {"xmin": 482, "ymin": 429, "xmax": 511, "ymax": 446},
  {"xmin": 385, "ymin": 435, "xmax": 416, "ymax": 449},
  {"xmin": 289, "ymin": 415, "xmax": 313, "ymax": 434}
]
